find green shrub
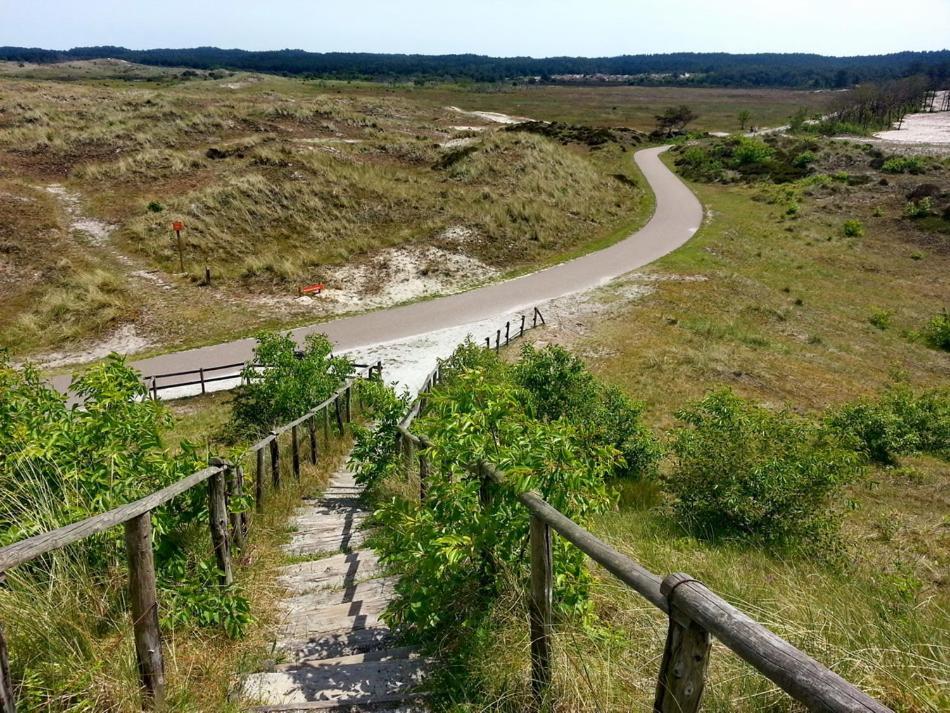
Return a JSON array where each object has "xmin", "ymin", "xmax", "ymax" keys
[
  {"xmin": 904, "ymin": 197, "xmax": 934, "ymax": 219},
  {"xmin": 146, "ymin": 200, "xmax": 164, "ymax": 213},
  {"xmin": 229, "ymin": 331, "xmax": 351, "ymax": 438},
  {"xmin": 792, "ymin": 150, "xmax": 817, "ymax": 168},
  {"xmin": 869, "ymin": 308, "xmax": 892, "ymax": 330},
  {"xmin": 513, "ymin": 344, "xmax": 660, "ymax": 478},
  {"xmin": 829, "ymin": 383, "xmax": 950, "ymax": 463},
  {"xmin": 666, "ymin": 389, "xmax": 858, "ymax": 549},
  {"xmin": 882, "ymin": 156, "xmax": 925, "ymax": 174},
  {"xmin": 730, "ymin": 136, "xmax": 773, "ymax": 167},
  {"xmin": 843, "ymin": 219, "xmax": 865, "ymax": 237},
  {"xmin": 923, "ymin": 309, "xmax": 950, "ymax": 351},
  {"xmin": 361, "ymin": 347, "xmax": 615, "ymax": 648}
]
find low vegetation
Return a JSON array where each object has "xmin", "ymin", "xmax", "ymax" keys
[{"xmin": 0, "ymin": 333, "xmax": 357, "ymax": 711}]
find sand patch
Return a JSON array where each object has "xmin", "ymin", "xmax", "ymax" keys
[
  {"xmin": 45, "ymin": 184, "xmax": 115, "ymax": 245},
  {"xmin": 446, "ymin": 106, "xmax": 530, "ymax": 125},
  {"xmin": 36, "ymin": 324, "xmax": 152, "ymax": 370}
]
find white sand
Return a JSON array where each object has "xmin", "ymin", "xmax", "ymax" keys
[
  {"xmin": 45, "ymin": 184, "xmax": 115, "ymax": 245},
  {"xmin": 37, "ymin": 324, "xmax": 152, "ymax": 370},
  {"xmin": 446, "ymin": 106, "xmax": 530, "ymax": 125},
  {"xmin": 874, "ymin": 110, "xmax": 950, "ymax": 144}
]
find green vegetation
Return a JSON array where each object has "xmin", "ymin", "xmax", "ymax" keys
[
  {"xmin": 923, "ymin": 309, "xmax": 950, "ymax": 351},
  {"xmin": 0, "ymin": 333, "xmax": 358, "ymax": 711},
  {"xmin": 843, "ymin": 218, "xmax": 865, "ymax": 237},
  {"xmin": 668, "ymin": 389, "xmax": 859, "ymax": 550},
  {"xmin": 229, "ymin": 331, "xmax": 350, "ymax": 439}
]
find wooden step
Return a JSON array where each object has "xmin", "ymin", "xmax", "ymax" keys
[
  {"xmin": 277, "ymin": 552, "xmax": 382, "ymax": 593},
  {"xmin": 248, "ymin": 690, "xmax": 428, "ymax": 711},
  {"xmin": 278, "ymin": 626, "xmax": 394, "ymax": 661},
  {"xmin": 280, "ymin": 578, "xmax": 397, "ymax": 612}
]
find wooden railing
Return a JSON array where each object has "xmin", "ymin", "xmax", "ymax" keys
[
  {"xmin": 395, "ymin": 334, "xmax": 893, "ymax": 712},
  {"xmin": 0, "ymin": 362, "xmax": 382, "ymax": 713}
]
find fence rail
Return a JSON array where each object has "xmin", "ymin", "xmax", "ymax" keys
[
  {"xmin": 143, "ymin": 359, "xmax": 374, "ymax": 400},
  {"xmin": 395, "ymin": 314, "xmax": 894, "ymax": 713},
  {"xmin": 0, "ymin": 361, "xmax": 382, "ymax": 712}
]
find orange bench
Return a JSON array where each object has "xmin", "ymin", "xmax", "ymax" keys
[{"xmin": 300, "ymin": 283, "xmax": 325, "ymax": 296}]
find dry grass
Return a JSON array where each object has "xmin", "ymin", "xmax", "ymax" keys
[{"xmin": 0, "ymin": 70, "xmax": 647, "ymax": 360}]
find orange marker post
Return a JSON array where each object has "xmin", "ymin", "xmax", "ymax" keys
[{"xmin": 172, "ymin": 221, "xmax": 185, "ymax": 273}]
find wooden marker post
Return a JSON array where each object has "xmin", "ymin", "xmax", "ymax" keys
[
  {"xmin": 0, "ymin": 621, "xmax": 13, "ymax": 713},
  {"xmin": 172, "ymin": 221, "xmax": 185, "ymax": 273}
]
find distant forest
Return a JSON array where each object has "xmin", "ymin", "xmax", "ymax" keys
[{"xmin": 1, "ymin": 46, "xmax": 949, "ymax": 88}]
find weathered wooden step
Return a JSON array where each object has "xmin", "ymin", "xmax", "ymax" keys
[
  {"xmin": 280, "ymin": 578, "xmax": 397, "ymax": 612},
  {"xmin": 278, "ymin": 626, "xmax": 394, "ymax": 661},
  {"xmin": 278, "ymin": 598, "xmax": 387, "ymax": 640},
  {"xmin": 283, "ymin": 529, "xmax": 371, "ymax": 557},
  {"xmin": 243, "ymin": 657, "xmax": 426, "ymax": 707},
  {"xmin": 273, "ymin": 647, "xmax": 417, "ymax": 671},
  {"xmin": 278, "ymin": 552, "xmax": 382, "ymax": 593}
]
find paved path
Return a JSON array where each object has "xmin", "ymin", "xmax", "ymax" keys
[
  {"xmin": 52, "ymin": 144, "xmax": 702, "ymax": 392},
  {"xmin": 242, "ymin": 458, "xmax": 427, "ymax": 711}
]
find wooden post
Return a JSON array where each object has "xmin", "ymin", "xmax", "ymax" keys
[
  {"xmin": 535, "ymin": 307, "xmax": 545, "ymax": 325},
  {"xmin": 151, "ymin": 377, "xmax": 158, "ymax": 400},
  {"xmin": 123, "ymin": 512, "xmax": 165, "ymax": 708},
  {"xmin": 208, "ymin": 469, "xmax": 233, "ymax": 586},
  {"xmin": 255, "ymin": 447, "xmax": 265, "ymax": 514},
  {"xmin": 199, "ymin": 368, "xmax": 206, "ymax": 395},
  {"xmin": 521, "ymin": 314, "xmax": 526, "ymax": 337},
  {"xmin": 529, "ymin": 515, "xmax": 553, "ymax": 708},
  {"xmin": 376, "ymin": 360, "xmax": 383, "ymax": 381},
  {"xmin": 533, "ymin": 310, "xmax": 538, "ymax": 328},
  {"xmin": 308, "ymin": 417, "xmax": 318, "ymax": 465},
  {"xmin": 654, "ymin": 573, "xmax": 711, "ymax": 713},
  {"xmin": 335, "ymin": 396, "xmax": 345, "ymax": 435},
  {"xmin": 495, "ymin": 329, "xmax": 501, "ymax": 353},
  {"xmin": 485, "ymin": 336, "xmax": 490, "ymax": 349},
  {"xmin": 291, "ymin": 425, "xmax": 301, "ymax": 480},
  {"xmin": 270, "ymin": 435, "xmax": 281, "ymax": 489},
  {"xmin": 323, "ymin": 407, "xmax": 330, "ymax": 443},
  {"xmin": 0, "ymin": 621, "xmax": 12, "ymax": 713},
  {"xmin": 345, "ymin": 386, "xmax": 352, "ymax": 423},
  {"xmin": 229, "ymin": 463, "xmax": 246, "ymax": 550},
  {"xmin": 418, "ymin": 451, "xmax": 429, "ymax": 501},
  {"xmin": 505, "ymin": 321, "xmax": 510, "ymax": 345}
]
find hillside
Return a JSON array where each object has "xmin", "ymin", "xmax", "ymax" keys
[{"xmin": 0, "ymin": 70, "xmax": 648, "ymax": 363}]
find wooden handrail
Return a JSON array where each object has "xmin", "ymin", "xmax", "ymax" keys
[{"xmin": 0, "ymin": 465, "xmax": 223, "ymax": 573}]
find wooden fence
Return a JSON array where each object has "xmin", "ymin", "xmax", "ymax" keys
[
  {"xmin": 394, "ymin": 326, "xmax": 894, "ymax": 712},
  {"xmin": 0, "ymin": 362, "xmax": 382, "ymax": 713}
]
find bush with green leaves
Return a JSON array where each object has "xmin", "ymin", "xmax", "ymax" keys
[
  {"xmin": 903, "ymin": 197, "xmax": 934, "ymax": 219},
  {"xmin": 0, "ymin": 355, "xmax": 251, "ymax": 660},
  {"xmin": 353, "ymin": 343, "xmax": 617, "ymax": 650},
  {"xmin": 349, "ymin": 377, "xmax": 410, "ymax": 493},
  {"xmin": 843, "ymin": 219, "xmax": 865, "ymax": 237},
  {"xmin": 513, "ymin": 344, "xmax": 661, "ymax": 479},
  {"xmin": 666, "ymin": 389, "xmax": 859, "ymax": 549},
  {"xmin": 923, "ymin": 309, "xmax": 950, "ymax": 351},
  {"xmin": 881, "ymin": 156, "xmax": 925, "ymax": 174},
  {"xmin": 829, "ymin": 383, "xmax": 950, "ymax": 463},
  {"xmin": 229, "ymin": 331, "xmax": 351, "ymax": 439}
]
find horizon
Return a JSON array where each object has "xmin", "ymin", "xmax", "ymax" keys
[{"xmin": 3, "ymin": 0, "xmax": 949, "ymax": 58}]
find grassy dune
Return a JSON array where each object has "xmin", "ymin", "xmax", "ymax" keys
[{"xmin": 0, "ymin": 71, "xmax": 647, "ymax": 358}]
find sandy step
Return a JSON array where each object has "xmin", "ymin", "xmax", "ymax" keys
[
  {"xmin": 243, "ymin": 657, "xmax": 426, "ymax": 707},
  {"xmin": 248, "ymin": 691, "xmax": 427, "ymax": 711},
  {"xmin": 273, "ymin": 647, "xmax": 417, "ymax": 671},
  {"xmin": 277, "ymin": 552, "xmax": 382, "ymax": 592}
]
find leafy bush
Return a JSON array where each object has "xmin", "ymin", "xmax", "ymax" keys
[
  {"xmin": 0, "ymin": 354, "xmax": 253, "ymax": 643},
  {"xmin": 666, "ymin": 389, "xmax": 858, "ymax": 549},
  {"xmin": 923, "ymin": 309, "xmax": 950, "ymax": 351},
  {"xmin": 792, "ymin": 150, "xmax": 817, "ymax": 168},
  {"xmin": 229, "ymin": 331, "xmax": 351, "ymax": 439},
  {"xmin": 882, "ymin": 156, "xmax": 925, "ymax": 174},
  {"xmin": 730, "ymin": 136, "xmax": 774, "ymax": 167},
  {"xmin": 829, "ymin": 383, "xmax": 950, "ymax": 463},
  {"xmin": 843, "ymin": 219, "xmax": 865, "ymax": 237},
  {"xmin": 869, "ymin": 308, "xmax": 892, "ymax": 330},
  {"xmin": 350, "ymin": 378, "xmax": 410, "ymax": 492},
  {"xmin": 513, "ymin": 344, "xmax": 660, "ymax": 478},
  {"xmin": 359, "ymin": 347, "xmax": 616, "ymax": 650},
  {"xmin": 904, "ymin": 197, "xmax": 934, "ymax": 219}
]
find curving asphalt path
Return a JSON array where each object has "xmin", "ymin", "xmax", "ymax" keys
[{"xmin": 53, "ymin": 145, "xmax": 702, "ymax": 392}]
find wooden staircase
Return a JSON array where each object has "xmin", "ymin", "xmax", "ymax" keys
[{"xmin": 242, "ymin": 462, "xmax": 427, "ymax": 712}]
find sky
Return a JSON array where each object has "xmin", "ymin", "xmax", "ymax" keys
[{"xmin": 2, "ymin": 0, "xmax": 948, "ymax": 57}]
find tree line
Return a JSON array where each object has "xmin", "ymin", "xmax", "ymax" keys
[{"xmin": 1, "ymin": 45, "xmax": 949, "ymax": 88}]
